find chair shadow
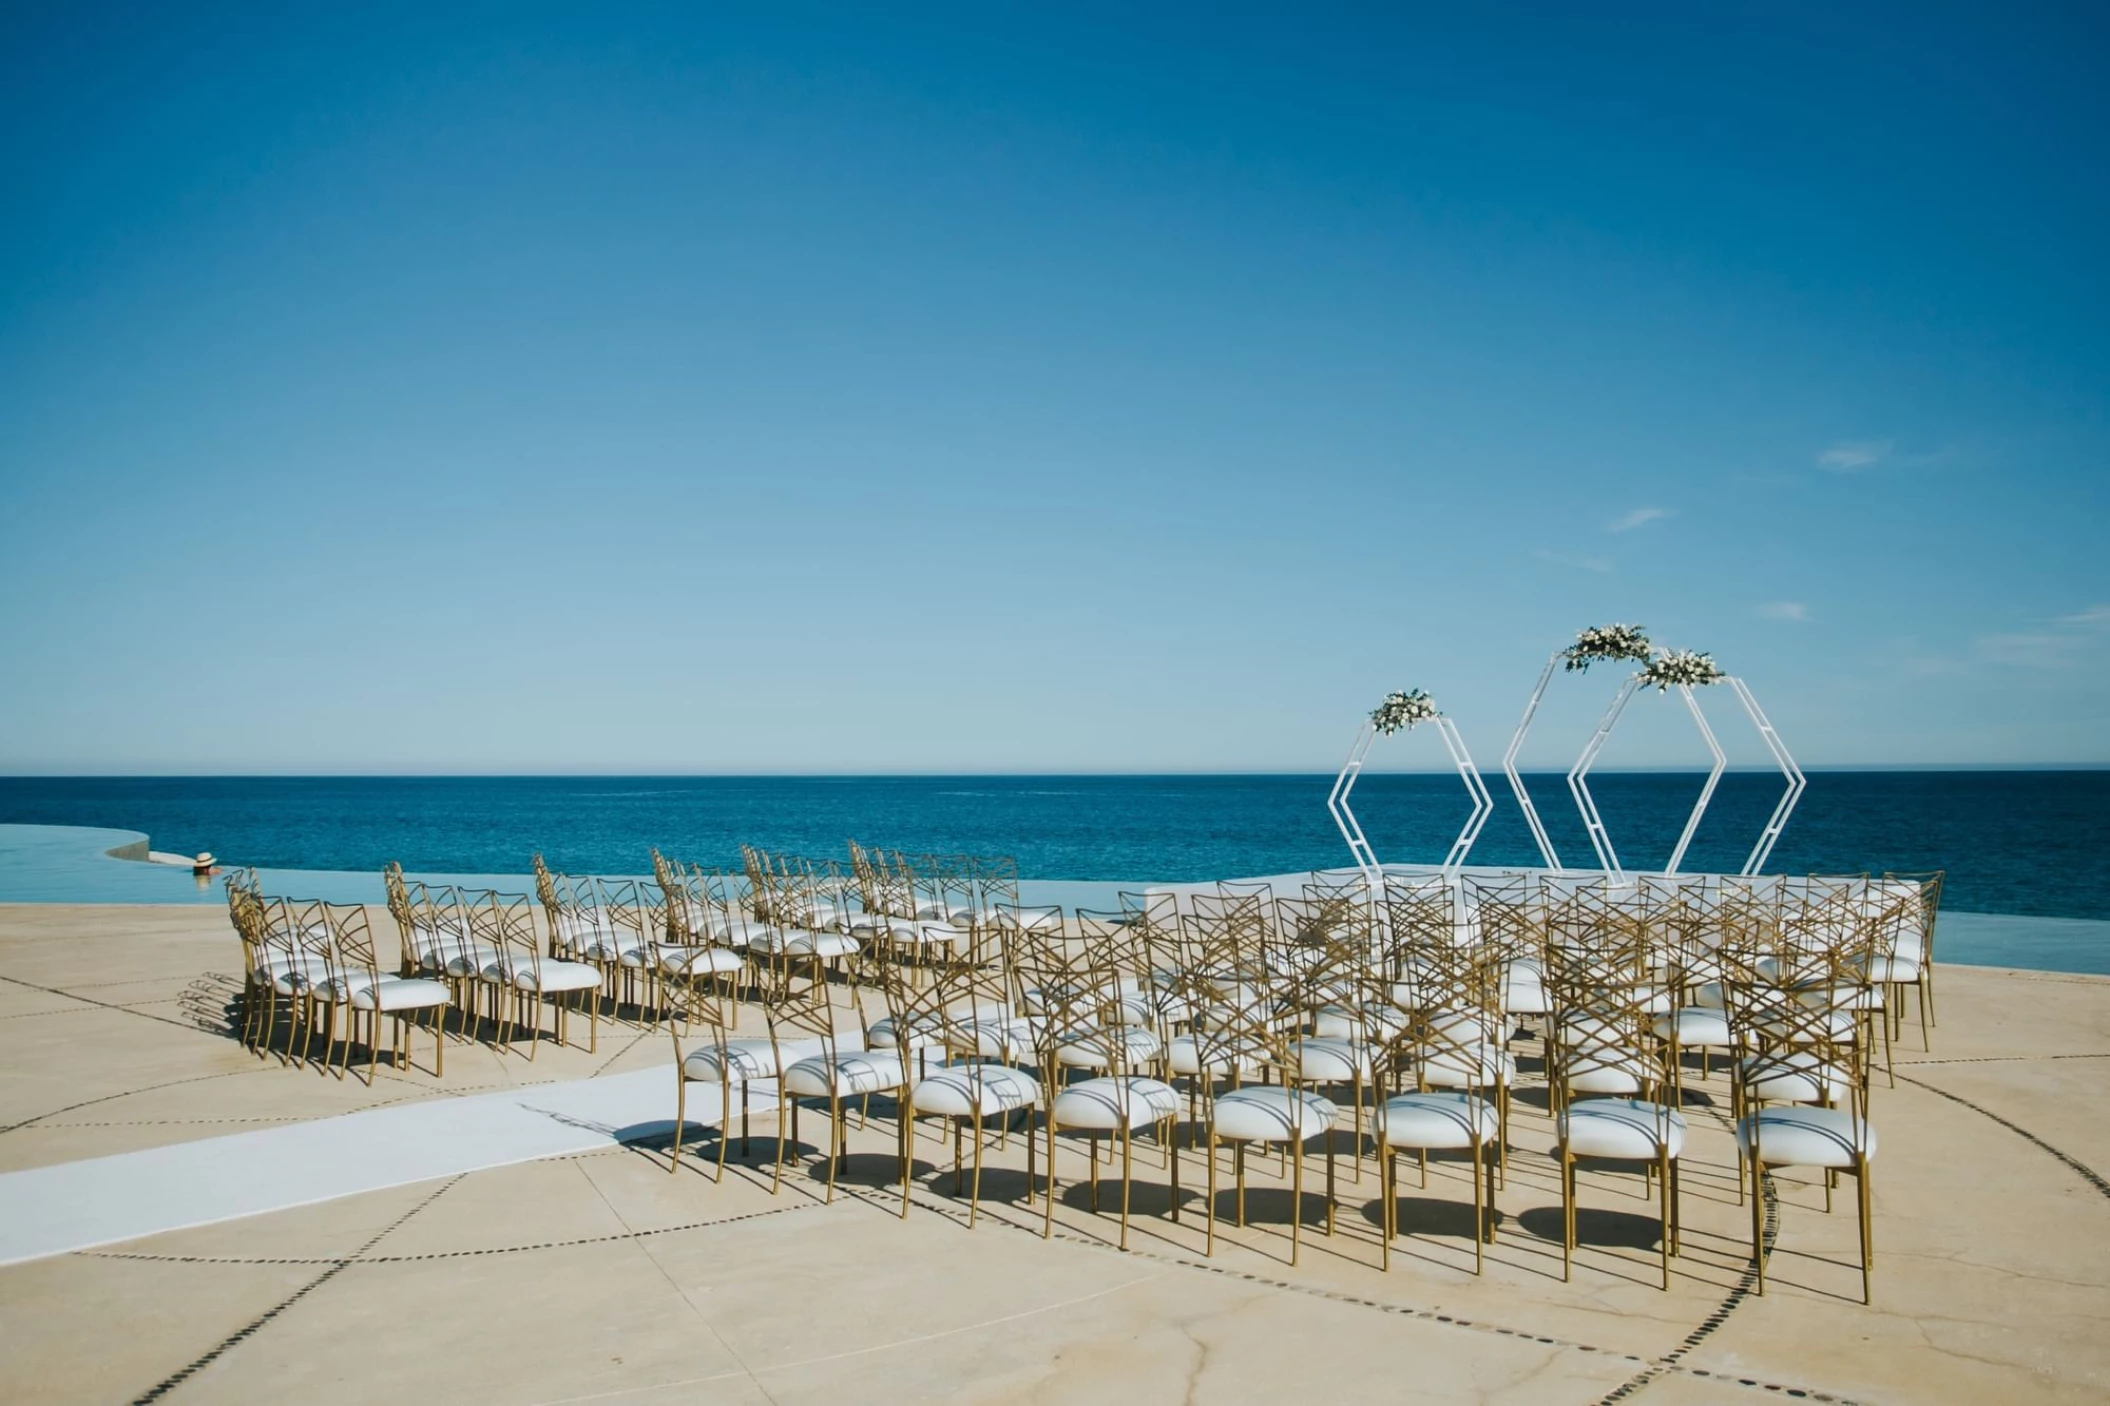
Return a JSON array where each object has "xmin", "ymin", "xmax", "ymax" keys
[
  {"xmin": 1055, "ymin": 1175, "xmax": 1195, "ymax": 1219},
  {"xmin": 1507, "ymin": 1085, "xmax": 1554, "ymax": 1113},
  {"xmin": 1514, "ymin": 1203, "xmax": 1667, "ymax": 1251},
  {"xmin": 183, "ymin": 974, "xmax": 250, "ymax": 1043},
  {"xmin": 1202, "ymin": 1186, "xmax": 1341, "ymax": 1229},
  {"xmin": 1351, "ymin": 1194, "xmax": 1503, "ymax": 1240}
]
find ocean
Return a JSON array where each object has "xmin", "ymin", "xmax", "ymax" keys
[{"xmin": 2, "ymin": 770, "xmax": 2106, "ymax": 920}]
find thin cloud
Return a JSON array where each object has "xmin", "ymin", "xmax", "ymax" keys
[
  {"xmin": 1758, "ymin": 601, "xmax": 1808, "ymax": 622},
  {"xmin": 1606, "ymin": 506, "xmax": 1671, "ymax": 534},
  {"xmin": 1532, "ymin": 549, "xmax": 1612, "ymax": 574},
  {"xmin": 2059, "ymin": 604, "xmax": 2110, "ymax": 629},
  {"xmin": 1818, "ymin": 439, "xmax": 1894, "ymax": 473},
  {"xmin": 1976, "ymin": 632, "xmax": 2091, "ymax": 669}
]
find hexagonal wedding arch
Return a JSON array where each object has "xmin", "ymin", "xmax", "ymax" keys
[
  {"xmin": 1502, "ymin": 627, "xmax": 1806, "ymax": 877},
  {"xmin": 1328, "ymin": 689, "xmax": 1493, "ymax": 889}
]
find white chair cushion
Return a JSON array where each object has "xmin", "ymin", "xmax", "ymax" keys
[
  {"xmin": 1168, "ymin": 1033, "xmax": 1262, "ymax": 1077},
  {"xmin": 782, "ymin": 1049, "xmax": 905, "ymax": 1098},
  {"xmin": 1560, "ymin": 1098, "xmax": 1687, "ymax": 1160},
  {"xmin": 867, "ymin": 1012, "xmax": 948, "ymax": 1052},
  {"xmin": 1290, "ymin": 1036, "xmax": 1373, "ymax": 1082},
  {"xmin": 748, "ymin": 928, "xmax": 861, "ymax": 960},
  {"xmin": 433, "ymin": 944, "xmax": 504, "ymax": 979},
  {"xmin": 1653, "ymin": 1007, "xmax": 1733, "ymax": 1048},
  {"xmin": 309, "ymin": 972, "xmax": 386, "ymax": 1001},
  {"xmin": 1420, "ymin": 1042, "xmax": 1516, "ymax": 1089},
  {"xmin": 657, "ymin": 945, "xmax": 745, "ymax": 977},
  {"xmin": 574, "ymin": 936, "xmax": 648, "ymax": 962},
  {"xmin": 1737, "ymin": 1104, "xmax": 1876, "ymax": 1167},
  {"xmin": 849, "ymin": 915, "xmax": 923, "ymax": 939},
  {"xmin": 1312, "ymin": 1004, "xmax": 1406, "ymax": 1040},
  {"xmin": 1739, "ymin": 1050, "xmax": 1857, "ymax": 1104},
  {"xmin": 958, "ymin": 1013, "xmax": 1041, "ymax": 1060},
  {"xmin": 682, "ymin": 1039, "xmax": 783, "ymax": 1083},
  {"xmin": 910, "ymin": 1064, "xmax": 1041, "ymax": 1118},
  {"xmin": 1054, "ymin": 1024, "xmax": 1163, "ymax": 1069},
  {"xmin": 1212, "ymin": 1085, "xmax": 1338, "ymax": 1143},
  {"xmin": 1862, "ymin": 954, "xmax": 1922, "ymax": 983},
  {"xmin": 497, "ymin": 958, "xmax": 602, "ymax": 994},
  {"xmin": 1376, "ymin": 1091, "xmax": 1498, "ymax": 1151},
  {"xmin": 1500, "ymin": 962, "xmax": 1552, "ymax": 1016},
  {"xmin": 1052, "ymin": 1076, "xmax": 1180, "ymax": 1131},
  {"xmin": 348, "ymin": 977, "xmax": 452, "ymax": 1013}
]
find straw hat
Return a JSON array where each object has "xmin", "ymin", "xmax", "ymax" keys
[{"xmin": 194, "ymin": 852, "xmax": 215, "ymax": 866}]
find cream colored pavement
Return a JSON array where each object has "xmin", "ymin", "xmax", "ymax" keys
[{"xmin": 2, "ymin": 904, "xmax": 2108, "ymax": 1404}]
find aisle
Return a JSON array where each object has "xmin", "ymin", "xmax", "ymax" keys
[{"xmin": 0, "ymin": 1063, "xmax": 704, "ymax": 1265}]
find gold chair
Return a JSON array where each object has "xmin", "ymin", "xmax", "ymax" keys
[
  {"xmin": 1177, "ymin": 911, "xmax": 1336, "ymax": 1266},
  {"xmin": 310, "ymin": 900, "xmax": 451, "ymax": 1083},
  {"xmin": 886, "ymin": 935, "xmax": 1042, "ymax": 1227},
  {"xmin": 651, "ymin": 862, "xmax": 748, "ymax": 1025},
  {"xmin": 770, "ymin": 938, "xmax": 893, "ymax": 1202},
  {"xmin": 1545, "ymin": 910, "xmax": 1685, "ymax": 1290},
  {"xmin": 668, "ymin": 934, "xmax": 786, "ymax": 1182},
  {"xmin": 1725, "ymin": 931, "xmax": 1880, "ymax": 1303},
  {"xmin": 1022, "ymin": 908, "xmax": 1179, "ymax": 1248},
  {"xmin": 475, "ymin": 890, "xmax": 604, "ymax": 1055},
  {"xmin": 1367, "ymin": 933, "xmax": 1505, "ymax": 1273}
]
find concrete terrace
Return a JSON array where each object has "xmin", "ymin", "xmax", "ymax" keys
[{"xmin": 2, "ymin": 903, "xmax": 2107, "ymax": 1404}]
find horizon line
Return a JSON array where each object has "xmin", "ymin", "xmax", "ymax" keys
[{"xmin": 4, "ymin": 764, "xmax": 2108, "ymax": 780}]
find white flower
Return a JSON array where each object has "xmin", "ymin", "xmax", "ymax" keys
[
  {"xmin": 1561, "ymin": 622, "xmax": 1652, "ymax": 672},
  {"xmin": 1371, "ymin": 688, "xmax": 1439, "ymax": 735},
  {"xmin": 1638, "ymin": 648, "xmax": 1725, "ymax": 691}
]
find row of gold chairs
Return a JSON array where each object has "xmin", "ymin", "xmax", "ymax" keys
[{"xmin": 660, "ymin": 867, "xmax": 1939, "ymax": 1303}]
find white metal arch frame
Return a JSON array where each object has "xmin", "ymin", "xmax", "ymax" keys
[
  {"xmin": 1566, "ymin": 675, "xmax": 1806, "ymax": 879},
  {"xmin": 1500, "ymin": 651, "xmax": 1575, "ymax": 870},
  {"xmin": 1328, "ymin": 715, "xmax": 1494, "ymax": 890}
]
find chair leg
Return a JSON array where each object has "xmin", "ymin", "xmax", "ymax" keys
[
  {"xmin": 1560, "ymin": 1149, "xmax": 1574, "ymax": 1282},
  {"xmin": 969, "ymin": 1113, "xmax": 985, "ymax": 1230},
  {"xmin": 1025, "ymin": 1106, "xmax": 1038, "ymax": 1209},
  {"xmin": 1380, "ymin": 1147, "xmax": 1394, "ymax": 1272},
  {"xmin": 1669, "ymin": 1156, "xmax": 1681, "ymax": 1254},
  {"xmin": 1205, "ymin": 1127, "xmax": 1218, "ymax": 1257},
  {"xmin": 1857, "ymin": 1159, "xmax": 1873, "ymax": 1305},
  {"xmin": 1118, "ymin": 1119, "xmax": 1133, "ymax": 1250},
  {"xmin": 1464, "ymin": 1138, "xmax": 1481, "ymax": 1274},
  {"xmin": 770, "ymin": 1090, "xmax": 789, "ymax": 1196},
  {"xmin": 1290, "ymin": 1135, "xmax": 1304, "ymax": 1267},
  {"xmin": 1752, "ymin": 1156, "xmax": 1768, "ymax": 1296},
  {"xmin": 1324, "ymin": 1116, "xmax": 1337, "ymax": 1236},
  {"xmin": 1166, "ymin": 1114, "xmax": 1180, "ymax": 1222},
  {"xmin": 1657, "ymin": 1148, "xmax": 1671, "ymax": 1290},
  {"xmin": 825, "ymin": 1097, "xmax": 841, "ymax": 1203},
  {"xmin": 897, "ymin": 1102, "xmax": 914, "ymax": 1217},
  {"xmin": 1044, "ymin": 1112, "xmax": 1058, "ymax": 1239},
  {"xmin": 1350, "ymin": 1070, "xmax": 1364, "ymax": 1184},
  {"xmin": 671, "ymin": 1077, "xmax": 687, "ymax": 1174}
]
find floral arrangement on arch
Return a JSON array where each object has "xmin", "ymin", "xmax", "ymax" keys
[
  {"xmin": 1561, "ymin": 623, "xmax": 1653, "ymax": 672},
  {"xmin": 1639, "ymin": 648, "xmax": 1725, "ymax": 692},
  {"xmin": 1370, "ymin": 688, "xmax": 1440, "ymax": 736}
]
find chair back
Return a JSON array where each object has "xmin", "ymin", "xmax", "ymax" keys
[{"xmin": 1176, "ymin": 909, "xmax": 1292, "ymax": 1081}]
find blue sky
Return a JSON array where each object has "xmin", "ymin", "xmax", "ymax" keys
[{"xmin": 1, "ymin": 3, "xmax": 2105, "ymax": 773}]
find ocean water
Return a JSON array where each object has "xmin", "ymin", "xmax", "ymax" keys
[{"xmin": 2, "ymin": 771, "xmax": 2106, "ymax": 920}]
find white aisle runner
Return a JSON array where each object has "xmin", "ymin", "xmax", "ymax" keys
[{"xmin": 0, "ymin": 1064, "xmax": 722, "ymax": 1266}]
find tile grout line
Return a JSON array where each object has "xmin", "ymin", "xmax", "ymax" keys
[{"xmin": 128, "ymin": 1173, "xmax": 468, "ymax": 1404}]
